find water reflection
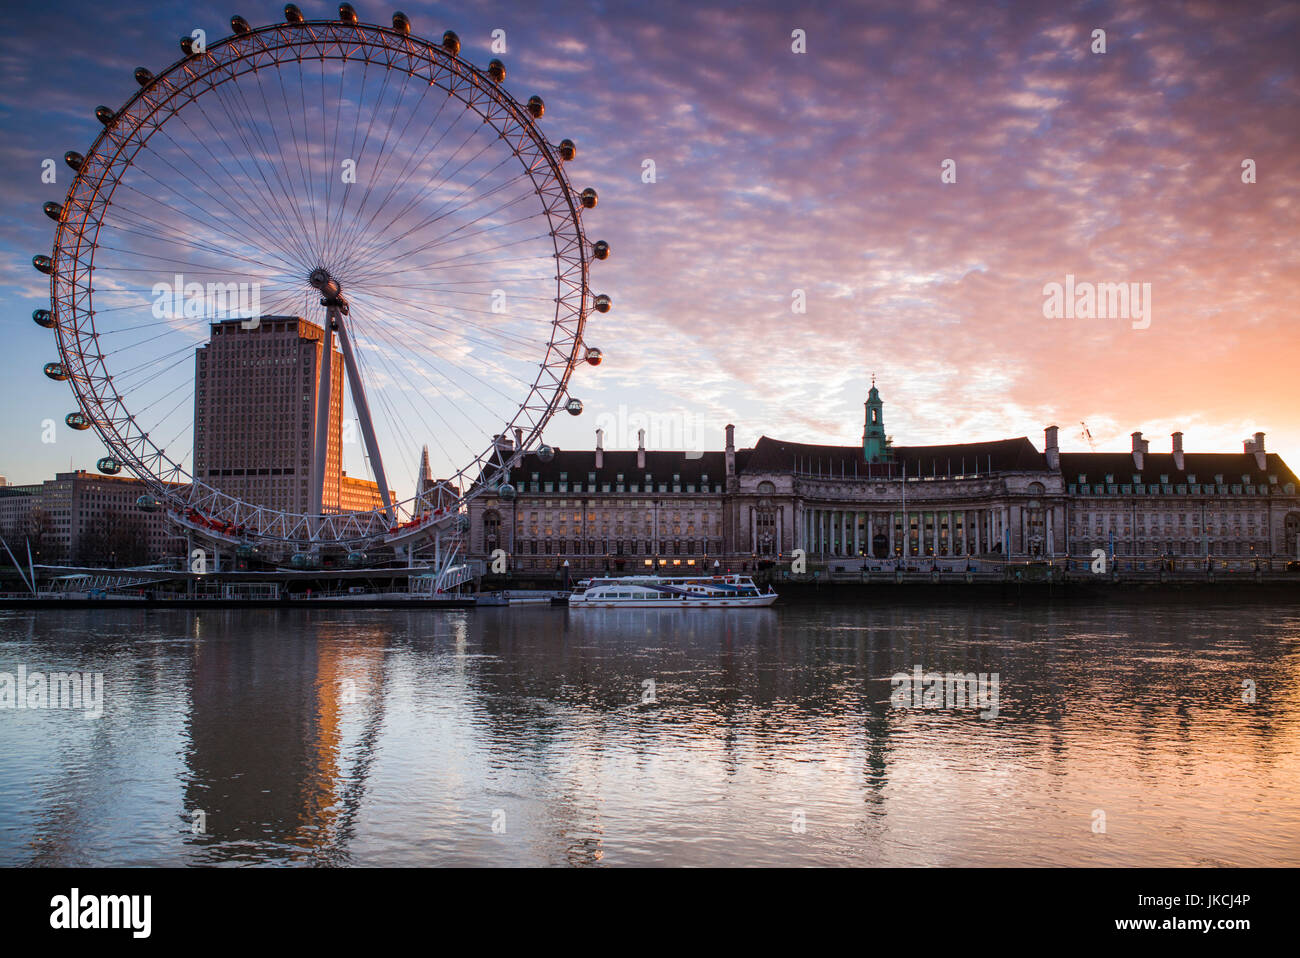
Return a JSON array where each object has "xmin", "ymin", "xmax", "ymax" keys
[{"xmin": 1, "ymin": 602, "xmax": 1298, "ymax": 866}]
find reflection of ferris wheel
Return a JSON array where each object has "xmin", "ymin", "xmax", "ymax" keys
[{"xmin": 33, "ymin": 5, "xmax": 609, "ymax": 558}]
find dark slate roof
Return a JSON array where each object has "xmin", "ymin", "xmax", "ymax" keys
[
  {"xmin": 503, "ymin": 449, "xmax": 731, "ymax": 485},
  {"xmin": 1059, "ymin": 451, "xmax": 1299, "ymax": 487},
  {"xmin": 744, "ymin": 436, "xmax": 1049, "ymax": 476}
]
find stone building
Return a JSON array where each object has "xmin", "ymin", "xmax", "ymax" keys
[
  {"xmin": 467, "ymin": 386, "xmax": 1300, "ymax": 574},
  {"xmin": 1, "ymin": 470, "xmax": 186, "ymax": 565}
]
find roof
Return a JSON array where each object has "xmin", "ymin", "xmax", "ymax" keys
[
  {"xmin": 503, "ymin": 448, "xmax": 731, "ymax": 486},
  {"xmin": 1059, "ymin": 451, "xmax": 1299, "ymax": 487},
  {"xmin": 744, "ymin": 435, "xmax": 1048, "ymax": 476}
]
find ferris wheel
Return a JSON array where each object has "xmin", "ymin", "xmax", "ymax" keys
[{"xmin": 32, "ymin": 4, "xmax": 609, "ymax": 560}]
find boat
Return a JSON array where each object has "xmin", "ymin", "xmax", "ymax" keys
[{"xmin": 567, "ymin": 574, "xmax": 777, "ymax": 608}]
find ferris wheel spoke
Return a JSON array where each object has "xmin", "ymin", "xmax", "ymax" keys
[
  {"xmin": 353, "ymin": 289, "xmax": 551, "ymax": 356},
  {"xmin": 349, "ymin": 296, "xmax": 533, "ymax": 422},
  {"xmin": 112, "ymin": 157, "xmax": 307, "ymax": 274},
  {"xmin": 241, "ymin": 61, "xmax": 324, "ymax": 262},
  {"xmin": 327, "ymin": 81, "xmax": 454, "ymax": 267},
  {"xmin": 333, "ymin": 115, "xmax": 501, "ymax": 274},
  {"xmin": 347, "ymin": 186, "xmax": 546, "ymax": 282},
  {"xmin": 324, "ymin": 67, "xmax": 429, "ymax": 267},
  {"xmin": 349, "ymin": 313, "xmax": 492, "ymax": 468},
  {"xmin": 207, "ymin": 76, "xmax": 321, "ymax": 266},
  {"xmin": 339, "ymin": 147, "xmax": 523, "ymax": 276},
  {"xmin": 323, "ymin": 58, "xmax": 400, "ymax": 267},
  {"xmin": 163, "ymin": 98, "xmax": 319, "ymax": 269},
  {"xmin": 97, "ymin": 212, "xmax": 300, "ymax": 279}
]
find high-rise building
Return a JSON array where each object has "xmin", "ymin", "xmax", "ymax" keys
[{"xmin": 194, "ymin": 316, "xmax": 343, "ymax": 516}]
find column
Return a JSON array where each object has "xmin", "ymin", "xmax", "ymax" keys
[
  {"xmin": 867, "ymin": 514, "xmax": 874, "ymax": 557},
  {"xmin": 889, "ymin": 512, "xmax": 896, "ymax": 555},
  {"xmin": 853, "ymin": 511, "xmax": 861, "ymax": 556}
]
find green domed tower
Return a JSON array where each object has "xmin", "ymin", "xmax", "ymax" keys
[{"xmin": 863, "ymin": 378, "xmax": 890, "ymax": 463}]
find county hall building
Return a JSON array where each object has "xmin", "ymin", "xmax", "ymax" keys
[{"xmin": 467, "ymin": 386, "xmax": 1300, "ymax": 575}]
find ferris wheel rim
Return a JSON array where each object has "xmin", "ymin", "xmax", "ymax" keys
[{"xmin": 46, "ymin": 17, "xmax": 596, "ymax": 550}]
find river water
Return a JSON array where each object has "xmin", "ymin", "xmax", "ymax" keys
[{"xmin": 1, "ymin": 602, "xmax": 1298, "ymax": 866}]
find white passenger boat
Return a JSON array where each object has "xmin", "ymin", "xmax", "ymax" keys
[{"xmin": 567, "ymin": 574, "xmax": 777, "ymax": 608}]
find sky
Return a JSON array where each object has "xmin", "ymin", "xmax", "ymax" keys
[{"xmin": 1, "ymin": 0, "xmax": 1298, "ymax": 489}]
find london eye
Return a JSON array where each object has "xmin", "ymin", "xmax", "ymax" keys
[{"xmin": 32, "ymin": 4, "xmax": 609, "ymax": 562}]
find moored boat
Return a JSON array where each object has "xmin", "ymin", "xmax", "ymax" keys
[{"xmin": 568, "ymin": 574, "xmax": 776, "ymax": 608}]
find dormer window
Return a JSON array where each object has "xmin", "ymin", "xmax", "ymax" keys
[
  {"xmin": 1159, "ymin": 474, "xmax": 1168, "ymax": 484},
  {"xmin": 1104, "ymin": 474, "xmax": 1114, "ymax": 484},
  {"xmin": 1187, "ymin": 474, "xmax": 1196, "ymax": 483}
]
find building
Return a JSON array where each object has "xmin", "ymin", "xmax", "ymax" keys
[
  {"xmin": 467, "ymin": 386, "xmax": 1300, "ymax": 574},
  {"xmin": 1, "ymin": 471, "xmax": 185, "ymax": 565},
  {"xmin": 0, "ymin": 481, "xmax": 42, "ymax": 547},
  {"xmin": 339, "ymin": 472, "xmax": 391, "ymax": 513},
  {"xmin": 193, "ymin": 316, "xmax": 343, "ymax": 516}
]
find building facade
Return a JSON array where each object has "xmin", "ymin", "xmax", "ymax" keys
[
  {"xmin": 0, "ymin": 471, "xmax": 185, "ymax": 565},
  {"xmin": 194, "ymin": 316, "xmax": 344, "ymax": 516},
  {"xmin": 468, "ymin": 387, "xmax": 1300, "ymax": 574}
]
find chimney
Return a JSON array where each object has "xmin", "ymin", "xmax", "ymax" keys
[
  {"xmin": 725, "ymin": 424, "xmax": 736, "ymax": 479},
  {"xmin": 514, "ymin": 426, "xmax": 523, "ymax": 450},
  {"xmin": 636, "ymin": 428, "xmax": 645, "ymax": 469},
  {"xmin": 1252, "ymin": 431, "xmax": 1266, "ymax": 471},
  {"xmin": 1044, "ymin": 425, "xmax": 1059, "ymax": 470},
  {"xmin": 595, "ymin": 428, "xmax": 604, "ymax": 469},
  {"xmin": 1131, "ymin": 431, "xmax": 1147, "ymax": 471},
  {"xmin": 1171, "ymin": 431, "xmax": 1184, "ymax": 471}
]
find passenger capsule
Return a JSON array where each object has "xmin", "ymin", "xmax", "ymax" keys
[
  {"xmin": 339, "ymin": 3, "xmax": 358, "ymax": 24},
  {"xmin": 558, "ymin": 138, "xmax": 576, "ymax": 161},
  {"xmin": 133, "ymin": 67, "xmax": 153, "ymax": 87},
  {"xmin": 487, "ymin": 59, "xmax": 506, "ymax": 82},
  {"xmin": 231, "ymin": 15, "xmax": 252, "ymax": 35},
  {"xmin": 64, "ymin": 412, "xmax": 90, "ymax": 431},
  {"xmin": 591, "ymin": 240, "xmax": 610, "ymax": 260},
  {"xmin": 392, "ymin": 11, "xmax": 410, "ymax": 35},
  {"xmin": 235, "ymin": 543, "xmax": 254, "ymax": 559},
  {"xmin": 290, "ymin": 552, "xmax": 310, "ymax": 569},
  {"xmin": 95, "ymin": 105, "xmax": 115, "ymax": 126},
  {"xmin": 537, "ymin": 444, "xmax": 555, "ymax": 463},
  {"xmin": 527, "ymin": 96, "xmax": 545, "ymax": 119},
  {"xmin": 442, "ymin": 30, "xmax": 460, "ymax": 54},
  {"xmin": 43, "ymin": 202, "xmax": 62, "ymax": 221},
  {"xmin": 584, "ymin": 347, "xmax": 603, "ymax": 366},
  {"xmin": 593, "ymin": 293, "xmax": 611, "ymax": 313},
  {"xmin": 43, "ymin": 362, "xmax": 68, "ymax": 381},
  {"xmin": 565, "ymin": 397, "xmax": 583, "ymax": 416},
  {"xmin": 497, "ymin": 482, "xmax": 517, "ymax": 501},
  {"xmin": 33, "ymin": 255, "xmax": 53, "ymax": 275},
  {"xmin": 64, "ymin": 151, "xmax": 84, "ymax": 171},
  {"xmin": 284, "ymin": 3, "xmax": 304, "ymax": 23},
  {"xmin": 97, "ymin": 457, "xmax": 121, "ymax": 475},
  {"xmin": 346, "ymin": 550, "xmax": 367, "ymax": 567},
  {"xmin": 579, "ymin": 187, "xmax": 598, "ymax": 209},
  {"xmin": 33, "ymin": 309, "xmax": 55, "ymax": 328},
  {"xmin": 136, "ymin": 495, "xmax": 161, "ymax": 513}
]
